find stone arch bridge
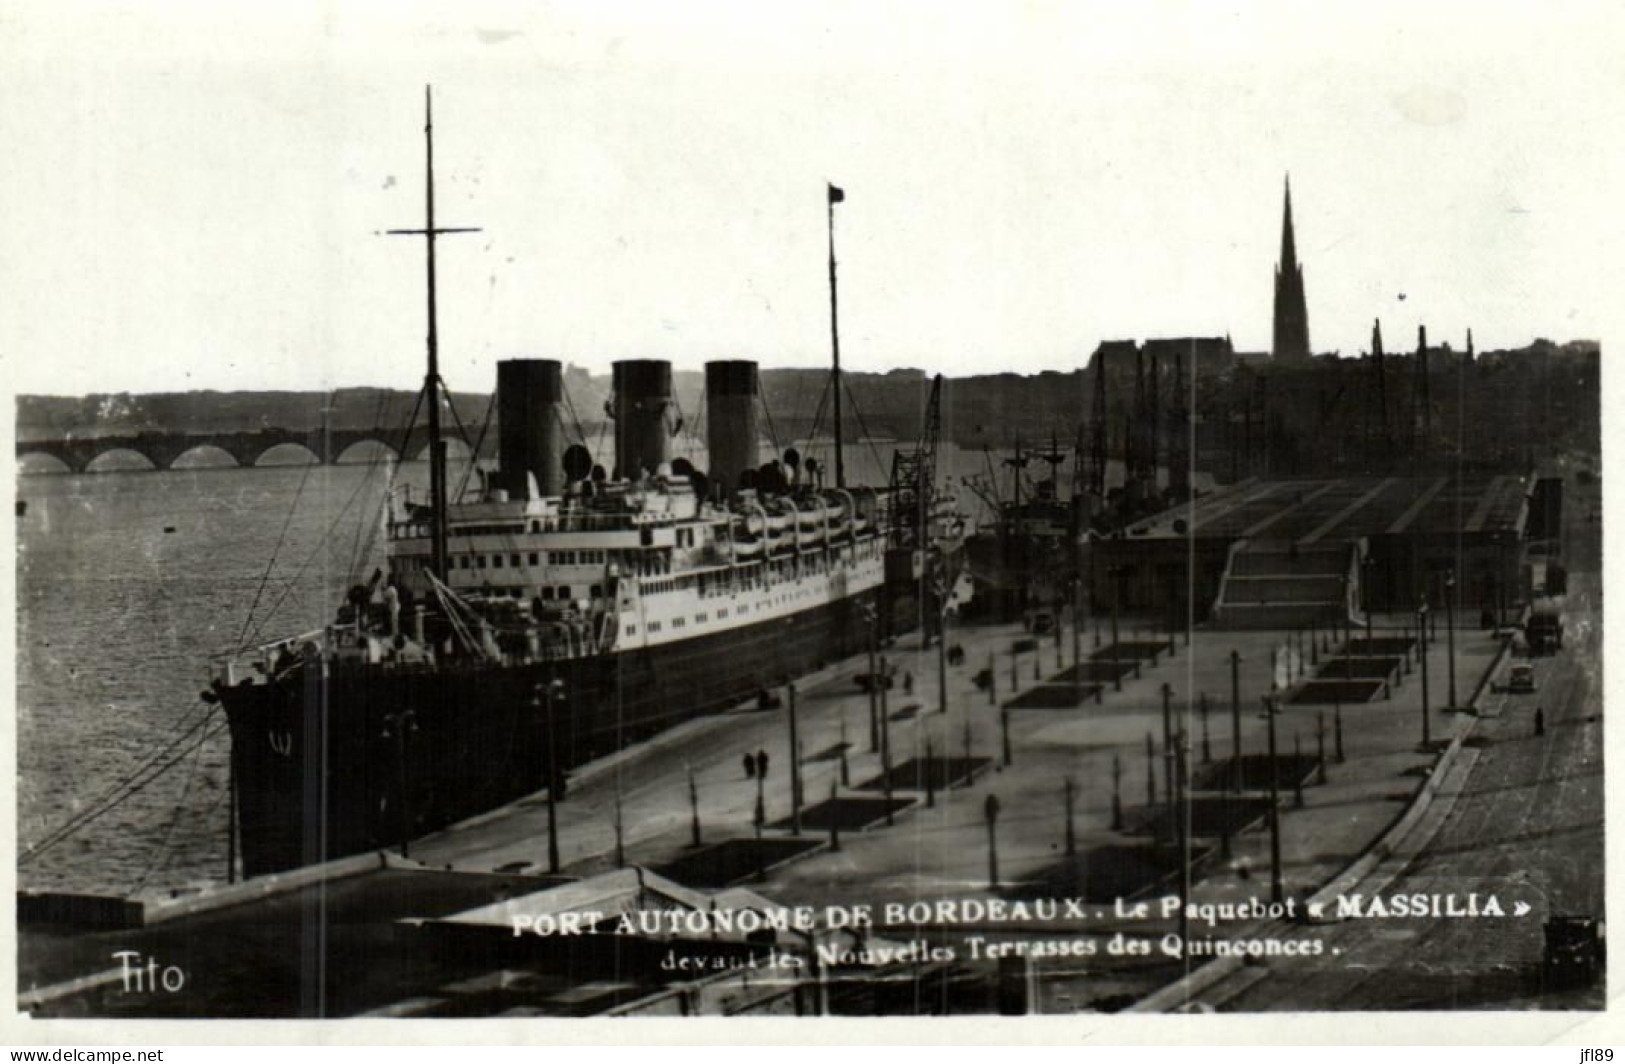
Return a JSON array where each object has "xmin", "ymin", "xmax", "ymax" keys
[{"xmin": 17, "ymin": 426, "xmax": 500, "ymax": 474}]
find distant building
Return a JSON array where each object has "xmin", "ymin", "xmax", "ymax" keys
[
  {"xmin": 1087, "ymin": 336, "xmax": 1236, "ymax": 381},
  {"xmin": 1272, "ymin": 176, "xmax": 1312, "ymax": 364}
]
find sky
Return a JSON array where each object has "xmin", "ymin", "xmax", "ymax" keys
[{"xmin": 0, "ymin": 0, "xmax": 1617, "ymax": 396}]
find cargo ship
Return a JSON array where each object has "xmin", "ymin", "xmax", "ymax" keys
[
  {"xmin": 962, "ymin": 439, "xmax": 1091, "ymax": 620},
  {"xmin": 208, "ymin": 92, "xmax": 918, "ymax": 877}
]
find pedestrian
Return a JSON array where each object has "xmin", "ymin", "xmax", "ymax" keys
[
  {"xmin": 756, "ymin": 749, "xmax": 770, "ymax": 779},
  {"xmin": 742, "ymin": 752, "xmax": 755, "ymax": 779},
  {"xmin": 384, "ymin": 580, "xmax": 401, "ymax": 638},
  {"xmin": 904, "ymin": 671, "xmax": 914, "ymax": 696},
  {"xmin": 1535, "ymin": 706, "xmax": 1546, "ymax": 737}
]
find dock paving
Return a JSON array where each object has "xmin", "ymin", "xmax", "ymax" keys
[{"xmin": 411, "ymin": 610, "xmax": 1510, "ymax": 997}]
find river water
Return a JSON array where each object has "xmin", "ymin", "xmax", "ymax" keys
[
  {"xmin": 17, "ymin": 458, "xmax": 403, "ymax": 897},
  {"xmin": 16, "ymin": 440, "xmax": 1046, "ymax": 897}
]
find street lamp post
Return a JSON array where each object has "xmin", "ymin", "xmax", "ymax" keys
[
  {"xmin": 1418, "ymin": 596, "xmax": 1432, "ymax": 744},
  {"xmin": 1072, "ymin": 576, "xmax": 1083, "ymax": 676},
  {"xmin": 1109, "ymin": 565, "xmax": 1124, "ymax": 692},
  {"xmin": 1264, "ymin": 694, "xmax": 1284, "ymax": 905},
  {"xmin": 1361, "ymin": 554, "xmax": 1376, "ymax": 650},
  {"xmin": 984, "ymin": 794, "xmax": 1002, "ymax": 889},
  {"xmin": 880, "ymin": 657, "xmax": 894, "ymax": 825},
  {"xmin": 545, "ymin": 679, "xmax": 564, "ymax": 873},
  {"xmin": 1162, "ymin": 734, "xmax": 1176, "ymax": 843},
  {"xmin": 688, "ymin": 764, "xmax": 702, "ymax": 848},
  {"xmin": 1339, "ymin": 573, "xmax": 1351, "ymax": 651},
  {"xmin": 1063, "ymin": 776, "xmax": 1076, "ymax": 857},
  {"xmin": 382, "ymin": 708, "xmax": 418, "ymax": 859},
  {"xmin": 865, "ymin": 604, "xmax": 880, "ymax": 751},
  {"xmin": 1160, "ymin": 682, "xmax": 1174, "ymax": 804},
  {"xmin": 1445, "ymin": 571, "xmax": 1459, "ymax": 710},
  {"xmin": 788, "ymin": 682, "xmax": 802, "ymax": 835},
  {"xmin": 1111, "ymin": 753, "xmax": 1123, "ymax": 831},
  {"xmin": 1229, "ymin": 649, "xmax": 1243, "ymax": 792}
]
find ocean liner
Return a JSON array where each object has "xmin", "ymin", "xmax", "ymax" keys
[{"xmin": 209, "ymin": 92, "xmax": 919, "ymax": 877}]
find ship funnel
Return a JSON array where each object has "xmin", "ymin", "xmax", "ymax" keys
[
  {"xmin": 611, "ymin": 359, "xmax": 674, "ymax": 480},
  {"xmin": 497, "ymin": 358, "xmax": 565, "ymax": 498},
  {"xmin": 705, "ymin": 360, "xmax": 760, "ymax": 496}
]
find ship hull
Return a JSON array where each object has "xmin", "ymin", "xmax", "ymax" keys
[
  {"xmin": 963, "ymin": 531, "xmax": 1083, "ymax": 618},
  {"xmin": 222, "ymin": 588, "xmax": 890, "ymax": 877}
]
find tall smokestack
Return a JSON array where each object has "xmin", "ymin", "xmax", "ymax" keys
[
  {"xmin": 706, "ymin": 360, "xmax": 760, "ymax": 496},
  {"xmin": 612, "ymin": 359, "xmax": 674, "ymax": 479},
  {"xmin": 496, "ymin": 359, "xmax": 565, "ymax": 498}
]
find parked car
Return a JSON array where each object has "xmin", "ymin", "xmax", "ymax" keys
[{"xmin": 1508, "ymin": 662, "xmax": 1537, "ymax": 693}]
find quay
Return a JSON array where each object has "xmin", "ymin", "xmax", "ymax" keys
[{"xmin": 19, "ymin": 589, "xmax": 1515, "ymax": 1016}]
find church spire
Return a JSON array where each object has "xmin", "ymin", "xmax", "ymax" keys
[
  {"xmin": 1272, "ymin": 174, "xmax": 1311, "ymax": 363},
  {"xmin": 1280, "ymin": 175, "xmax": 1298, "ymax": 271}
]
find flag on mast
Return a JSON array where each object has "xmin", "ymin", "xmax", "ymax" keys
[{"xmin": 828, "ymin": 183, "xmax": 845, "ymax": 204}]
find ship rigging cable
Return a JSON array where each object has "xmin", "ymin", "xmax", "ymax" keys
[
  {"xmin": 344, "ymin": 388, "xmax": 400, "ymax": 576},
  {"xmin": 232, "ymin": 387, "xmax": 440, "ymax": 650},
  {"xmin": 129, "ymin": 709, "xmax": 216, "ymax": 894},
  {"xmin": 348, "ymin": 460, "xmax": 398, "ymax": 588},
  {"xmin": 20, "ymin": 710, "xmax": 227, "ymax": 867},
  {"xmin": 237, "ymin": 459, "xmax": 390, "ymax": 652},
  {"xmin": 453, "ymin": 390, "xmax": 498, "ymax": 503},
  {"xmin": 234, "ymin": 413, "xmax": 322, "ymax": 650}
]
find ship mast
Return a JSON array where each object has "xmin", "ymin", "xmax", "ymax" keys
[
  {"xmin": 388, "ymin": 86, "xmax": 480, "ymax": 582},
  {"xmin": 827, "ymin": 183, "xmax": 846, "ymax": 488}
]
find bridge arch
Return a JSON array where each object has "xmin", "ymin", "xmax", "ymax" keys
[
  {"xmin": 169, "ymin": 444, "xmax": 242, "ymax": 470},
  {"xmin": 17, "ymin": 450, "xmax": 73, "ymax": 475},
  {"xmin": 334, "ymin": 438, "xmax": 401, "ymax": 464},
  {"xmin": 84, "ymin": 448, "xmax": 159, "ymax": 473},
  {"xmin": 248, "ymin": 442, "xmax": 323, "ymax": 467},
  {"xmin": 410, "ymin": 437, "xmax": 473, "ymax": 463}
]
